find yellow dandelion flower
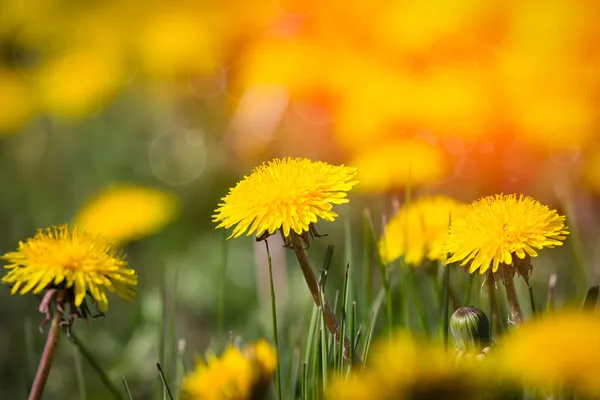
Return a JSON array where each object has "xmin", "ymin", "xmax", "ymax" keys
[
  {"xmin": 444, "ymin": 194, "xmax": 569, "ymax": 275},
  {"xmin": 2, "ymin": 224, "xmax": 137, "ymax": 312},
  {"xmin": 181, "ymin": 341, "xmax": 277, "ymax": 400},
  {"xmin": 379, "ymin": 196, "xmax": 468, "ymax": 266},
  {"xmin": 328, "ymin": 332, "xmax": 490, "ymax": 400},
  {"xmin": 75, "ymin": 185, "xmax": 178, "ymax": 243},
  {"xmin": 495, "ymin": 310, "xmax": 600, "ymax": 396},
  {"xmin": 213, "ymin": 158, "xmax": 358, "ymax": 239}
]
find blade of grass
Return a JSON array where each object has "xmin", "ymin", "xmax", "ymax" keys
[
  {"xmin": 289, "ymin": 348, "xmax": 300, "ymax": 400},
  {"xmin": 441, "ymin": 260, "xmax": 450, "ymax": 349},
  {"xmin": 157, "ymin": 364, "xmax": 174, "ymax": 400},
  {"xmin": 409, "ymin": 269, "xmax": 430, "ymax": 335},
  {"xmin": 301, "ymin": 362, "xmax": 308, "ymax": 400},
  {"xmin": 121, "ymin": 376, "xmax": 133, "ymax": 400},
  {"xmin": 364, "ymin": 209, "xmax": 393, "ymax": 336},
  {"xmin": 24, "ymin": 318, "xmax": 36, "ymax": 392},
  {"xmin": 72, "ymin": 343, "xmax": 86, "ymax": 400},
  {"xmin": 265, "ymin": 240, "xmax": 282, "ymax": 400},
  {"xmin": 583, "ymin": 285, "xmax": 599, "ymax": 310},
  {"xmin": 70, "ymin": 333, "xmax": 123, "ymax": 400},
  {"xmin": 217, "ymin": 230, "xmax": 229, "ymax": 349},
  {"xmin": 338, "ymin": 263, "xmax": 350, "ymax": 375},
  {"xmin": 363, "ymin": 210, "xmax": 373, "ymax": 312},
  {"xmin": 363, "ymin": 286, "xmax": 386, "ymax": 367},
  {"xmin": 464, "ymin": 274, "xmax": 475, "ymax": 306},
  {"xmin": 344, "ymin": 218, "xmax": 355, "ymax": 306},
  {"xmin": 167, "ymin": 270, "xmax": 179, "ymax": 390},
  {"xmin": 318, "ymin": 278, "xmax": 329, "ymax": 389},
  {"xmin": 159, "ymin": 265, "xmax": 167, "ymax": 400},
  {"xmin": 350, "ymin": 302, "xmax": 357, "ymax": 369},
  {"xmin": 528, "ymin": 286, "xmax": 537, "ymax": 315}
]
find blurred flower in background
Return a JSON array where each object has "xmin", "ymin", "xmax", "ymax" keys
[
  {"xmin": 74, "ymin": 184, "xmax": 179, "ymax": 244},
  {"xmin": 180, "ymin": 340, "xmax": 277, "ymax": 400},
  {"xmin": 495, "ymin": 310, "xmax": 600, "ymax": 397},
  {"xmin": 328, "ymin": 333, "xmax": 490, "ymax": 400},
  {"xmin": 379, "ymin": 196, "xmax": 467, "ymax": 266}
]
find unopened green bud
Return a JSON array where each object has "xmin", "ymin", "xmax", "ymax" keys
[{"xmin": 450, "ymin": 306, "xmax": 491, "ymax": 352}]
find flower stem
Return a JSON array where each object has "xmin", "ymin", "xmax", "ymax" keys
[
  {"xmin": 29, "ymin": 310, "xmax": 62, "ymax": 400},
  {"xmin": 505, "ymin": 276, "xmax": 523, "ymax": 327},
  {"xmin": 293, "ymin": 240, "xmax": 361, "ymax": 366}
]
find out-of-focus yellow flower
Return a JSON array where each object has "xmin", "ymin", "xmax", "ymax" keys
[
  {"xmin": 328, "ymin": 333, "xmax": 490, "ymax": 400},
  {"xmin": 581, "ymin": 147, "xmax": 600, "ymax": 196},
  {"xmin": 444, "ymin": 194, "xmax": 569, "ymax": 275},
  {"xmin": 495, "ymin": 310, "xmax": 600, "ymax": 396},
  {"xmin": 374, "ymin": 0, "xmax": 500, "ymax": 54},
  {"xmin": 213, "ymin": 158, "xmax": 358, "ymax": 239},
  {"xmin": 36, "ymin": 47, "xmax": 125, "ymax": 118},
  {"xmin": 2, "ymin": 224, "xmax": 137, "ymax": 312},
  {"xmin": 379, "ymin": 196, "xmax": 467, "ymax": 266},
  {"xmin": 181, "ymin": 340, "xmax": 276, "ymax": 400},
  {"xmin": 351, "ymin": 139, "xmax": 447, "ymax": 193},
  {"xmin": 75, "ymin": 185, "xmax": 178, "ymax": 243},
  {"xmin": 134, "ymin": 10, "xmax": 219, "ymax": 78},
  {"xmin": 0, "ymin": 70, "xmax": 34, "ymax": 132}
]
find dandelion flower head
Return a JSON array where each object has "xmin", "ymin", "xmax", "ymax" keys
[
  {"xmin": 444, "ymin": 194, "xmax": 569, "ymax": 275},
  {"xmin": 181, "ymin": 341, "xmax": 277, "ymax": 400},
  {"xmin": 328, "ymin": 332, "xmax": 489, "ymax": 400},
  {"xmin": 75, "ymin": 184, "xmax": 178, "ymax": 243},
  {"xmin": 213, "ymin": 157, "xmax": 358, "ymax": 239},
  {"xmin": 2, "ymin": 224, "xmax": 137, "ymax": 312},
  {"xmin": 379, "ymin": 196, "xmax": 467, "ymax": 266},
  {"xmin": 494, "ymin": 310, "xmax": 600, "ymax": 396}
]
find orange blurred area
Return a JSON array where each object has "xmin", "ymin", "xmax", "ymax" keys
[{"xmin": 0, "ymin": 0, "xmax": 599, "ymax": 196}]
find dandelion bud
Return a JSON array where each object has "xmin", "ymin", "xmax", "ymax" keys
[{"xmin": 450, "ymin": 306, "xmax": 491, "ymax": 353}]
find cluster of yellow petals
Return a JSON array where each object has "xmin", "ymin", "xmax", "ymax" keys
[
  {"xmin": 495, "ymin": 310, "xmax": 600, "ymax": 397},
  {"xmin": 328, "ymin": 333, "xmax": 488, "ymax": 400},
  {"xmin": 379, "ymin": 196, "xmax": 467, "ymax": 266},
  {"xmin": 444, "ymin": 194, "xmax": 569, "ymax": 274},
  {"xmin": 75, "ymin": 184, "xmax": 178, "ymax": 244},
  {"xmin": 213, "ymin": 158, "xmax": 358, "ymax": 239},
  {"xmin": 2, "ymin": 225, "xmax": 137, "ymax": 312},
  {"xmin": 180, "ymin": 340, "xmax": 277, "ymax": 400}
]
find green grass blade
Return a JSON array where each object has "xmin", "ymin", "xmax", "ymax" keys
[
  {"xmin": 441, "ymin": 261, "xmax": 450, "ymax": 349},
  {"xmin": 72, "ymin": 342, "xmax": 87, "ymax": 400},
  {"xmin": 338, "ymin": 263, "xmax": 350, "ymax": 375},
  {"xmin": 319, "ymin": 283, "xmax": 329, "ymax": 389},
  {"xmin": 70, "ymin": 333, "xmax": 123, "ymax": 400},
  {"xmin": 121, "ymin": 376, "xmax": 133, "ymax": 400},
  {"xmin": 350, "ymin": 302, "xmax": 357, "ymax": 370},
  {"xmin": 157, "ymin": 363, "xmax": 174, "ymax": 400},
  {"xmin": 159, "ymin": 265, "xmax": 167, "ymax": 400},
  {"xmin": 583, "ymin": 285, "xmax": 599, "ymax": 310},
  {"xmin": 265, "ymin": 241, "xmax": 283, "ymax": 400},
  {"xmin": 289, "ymin": 348, "xmax": 300, "ymax": 400},
  {"xmin": 464, "ymin": 273, "xmax": 475, "ymax": 306},
  {"xmin": 24, "ymin": 318, "xmax": 36, "ymax": 392},
  {"xmin": 409, "ymin": 269, "xmax": 430, "ymax": 335},
  {"xmin": 528, "ymin": 286, "xmax": 537, "ymax": 315},
  {"xmin": 301, "ymin": 362, "xmax": 308, "ymax": 400},
  {"xmin": 363, "ymin": 210, "xmax": 373, "ymax": 312},
  {"xmin": 217, "ymin": 230, "xmax": 229, "ymax": 348}
]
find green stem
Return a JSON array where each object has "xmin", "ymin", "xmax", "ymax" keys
[{"xmin": 265, "ymin": 241, "xmax": 282, "ymax": 400}]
